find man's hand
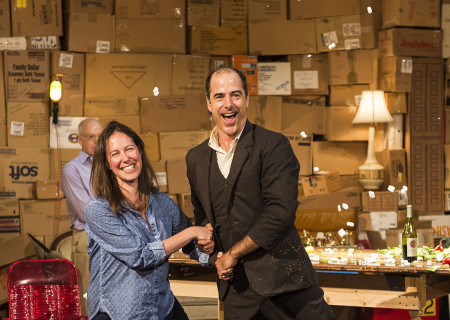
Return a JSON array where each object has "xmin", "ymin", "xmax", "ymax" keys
[
  {"xmin": 215, "ymin": 251, "xmax": 236, "ymax": 281},
  {"xmin": 197, "ymin": 223, "xmax": 215, "ymax": 254}
]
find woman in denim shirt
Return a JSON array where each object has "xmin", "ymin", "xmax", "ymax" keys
[{"xmin": 85, "ymin": 121, "xmax": 213, "ymax": 320}]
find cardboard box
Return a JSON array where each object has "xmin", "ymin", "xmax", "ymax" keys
[
  {"xmin": 315, "ymin": 15, "xmax": 363, "ymax": 52},
  {"xmin": 11, "ymin": 0, "xmax": 63, "ymax": 36},
  {"xmin": 295, "ymin": 208, "xmax": 356, "ymax": 232},
  {"xmin": 85, "ymin": 53, "xmax": 173, "ymax": 97},
  {"xmin": 0, "ymin": 52, "xmax": 5, "ymax": 148},
  {"xmin": 116, "ymin": 0, "xmax": 185, "ymax": 19},
  {"xmin": 378, "ymin": 56, "xmax": 413, "ymax": 92},
  {"xmin": 33, "ymin": 180, "xmax": 64, "ymax": 199},
  {"xmin": 0, "ymin": 37, "xmax": 27, "ymax": 50},
  {"xmin": 298, "ymin": 187, "xmax": 361, "ymax": 210},
  {"xmin": 361, "ymin": 191, "xmax": 399, "ymax": 212},
  {"xmin": 98, "ymin": 115, "xmax": 141, "ymax": 134},
  {"xmin": 0, "ymin": 147, "xmax": 50, "ymax": 199},
  {"xmin": 64, "ymin": 0, "xmax": 114, "ymax": 14},
  {"xmin": 4, "ymin": 50, "xmax": 50, "ymax": 102},
  {"xmin": 445, "ymin": 109, "xmax": 450, "ymax": 144},
  {"xmin": 141, "ymin": 132, "xmax": 160, "ymax": 162},
  {"xmin": 376, "ymin": 149, "xmax": 407, "ymax": 191},
  {"xmin": 247, "ymin": 96, "xmax": 282, "ymax": 133},
  {"xmin": 328, "ymin": 49, "xmax": 378, "ymax": 85},
  {"xmin": 178, "ymin": 193, "xmax": 194, "ymax": 218},
  {"xmin": 115, "ymin": 18, "xmax": 185, "ymax": 54},
  {"xmin": 386, "ymin": 228, "xmax": 434, "ymax": 248},
  {"xmin": 7, "ymin": 102, "xmax": 49, "ymax": 148},
  {"xmin": 301, "ymin": 171, "xmax": 342, "ymax": 197},
  {"xmin": 288, "ymin": 0, "xmax": 380, "ymax": 20},
  {"xmin": 446, "ymin": 145, "xmax": 450, "ymax": 190},
  {"xmin": 232, "ymin": 55, "xmax": 258, "ymax": 95},
  {"xmin": 210, "ymin": 55, "xmax": 232, "ymax": 71},
  {"xmin": 0, "ymin": 234, "xmax": 36, "ymax": 267},
  {"xmin": 172, "ymin": 54, "xmax": 210, "ymax": 94},
  {"xmin": 49, "ymin": 117, "xmax": 85, "ymax": 149},
  {"xmin": 221, "ymin": 0, "xmax": 247, "ymax": 27},
  {"xmin": 0, "ymin": 231, "xmax": 21, "ymax": 244},
  {"xmin": 189, "ymin": 26, "xmax": 247, "ymax": 55},
  {"xmin": 0, "ymin": 216, "xmax": 19, "ymax": 233},
  {"xmin": 187, "ymin": 1, "xmax": 220, "ymax": 27},
  {"xmin": 378, "ymin": 28, "xmax": 442, "ymax": 58},
  {"xmin": 384, "ymin": 92, "xmax": 407, "ymax": 114},
  {"xmin": 248, "ymin": 0, "xmax": 287, "ymax": 22},
  {"xmin": 382, "ymin": 0, "xmax": 440, "ymax": 29},
  {"xmin": 84, "ymin": 97, "xmax": 139, "ymax": 117},
  {"xmin": 26, "ymin": 36, "xmax": 61, "ymax": 50},
  {"xmin": 0, "ymin": 0, "xmax": 11, "ymax": 37},
  {"xmin": 49, "ymin": 148, "xmax": 80, "ymax": 180},
  {"xmin": 312, "ymin": 141, "xmax": 367, "ymax": 175},
  {"xmin": 166, "ymin": 159, "xmax": 190, "ymax": 194},
  {"xmin": 159, "ymin": 130, "xmax": 210, "ymax": 161},
  {"xmin": 442, "ymin": 4, "xmax": 450, "ymax": 58},
  {"xmin": 151, "ymin": 160, "xmax": 167, "ymax": 193},
  {"xmin": 249, "ymin": 20, "xmax": 316, "ymax": 55},
  {"xmin": 0, "ymin": 198, "xmax": 19, "ymax": 217},
  {"xmin": 288, "ymin": 54, "xmax": 328, "ymax": 96},
  {"xmin": 140, "ymin": 94, "xmax": 211, "ymax": 133},
  {"xmin": 329, "ymin": 84, "xmax": 369, "ymax": 106},
  {"xmin": 284, "ymin": 133, "xmax": 312, "ymax": 176},
  {"xmin": 51, "ymin": 51, "xmax": 85, "ymax": 117},
  {"xmin": 19, "ymin": 199, "xmax": 71, "ymax": 236},
  {"xmin": 257, "ymin": 62, "xmax": 291, "ymax": 95},
  {"xmin": 383, "ymin": 114, "xmax": 403, "ymax": 150},
  {"xmin": 325, "ymin": 106, "xmax": 371, "ymax": 141},
  {"xmin": 418, "ymin": 215, "xmax": 450, "ymax": 239},
  {"xmin": 281, "ymin": 97, "xmax": 326, "ymax": 135},
  {"xmin": 64, "ymin": 12, "xmax": 115, "ymax": 53}
]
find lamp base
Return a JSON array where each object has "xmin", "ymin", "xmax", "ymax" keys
[{"xmin": 358, "ymin": 168, "xmax": 385, "ymax": 190}]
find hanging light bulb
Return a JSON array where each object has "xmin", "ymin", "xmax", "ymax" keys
[{"xmin": 50, "ymin": 78, "xmax": 62, "ymax": 102}]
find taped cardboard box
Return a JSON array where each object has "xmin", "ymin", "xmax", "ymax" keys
[
  {"xmin": 166, "ymin": 159, "xmax": 190, "ymax": 194},
  {"xmin": 281, "ymin": 96, "xmax": 326, "ymax": 135},
  {"xmin": 300, "ymin": 171, "xmax": 342, "ymax": 197},
  {"xmin": 329, "ymin": 84, "xmax": 369, "ymax": 106},
  {"xmin": 85, "ymin": 53, "xmax": 173, "ymax": 98},
  {"xmin": 189, "ymin": 25, "xmax": 247, "ymax": 55},
  {"xmin": 141, "ymin": 132, "xmax": 160, "ymax": 162},
  {"xmin": 325, "ymin": 106, "xmax": 371, "ymax": 141},
  {"xmin": 288, "ymin": 54, "xmax": 329, "ymax": 96},
  {"xmin": 159, "ymin": 130, "xmax": 210, "ymax": 161},
  {"xmin": 284, "ymin": 133, "xmax": 312, "ymax": 176},
  {"xmin": 315, "ymin": 14, "xmax": 363, "ymax": 52},
  {"xmin": 249, "ymin": 20, "xmax": 316, "ymax": 55},
  {"xmin": 328, "ymin": 49, "xmax": 378, "ymax": 85},
  {"xmin": 116, "ymin": 0, "xmax": 185, "ymax": 19},
  {"xmin": 247, "ymin": 96, "xmax": 282, "ymax": 133},
  {"xmin": 172, "ymin": 54, "xmax": 210, "ymax": 94},
  {"xmin": 381, "ymin": 0, "xmax": 440, "ymax": 29},
  {"xmin": 378, "ymin": 56, "xmax": 412, "ymax": 92}
]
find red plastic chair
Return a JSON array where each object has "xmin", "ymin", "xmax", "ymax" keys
[{"xmin": 5, "ymin": 259, "xmax": 87, "ymax": 320}]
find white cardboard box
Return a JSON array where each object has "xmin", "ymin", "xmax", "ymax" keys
[
  {"xmin": 49, "ymin": 117, "xmax": 86, "ymax": 149},
  {"xmin": 257, "ymin": 62, "xmax": 291, "ymax": 95}
]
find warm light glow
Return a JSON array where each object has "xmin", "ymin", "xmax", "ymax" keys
[
  {"xmin": 49, "ymin": 80, "xmax": 62, "ymax": 102},
  {"xmin": 353, "ymin": 91, "xmax": 393, "ymax": 124}
]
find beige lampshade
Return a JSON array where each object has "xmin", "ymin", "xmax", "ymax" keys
[{"xmin": 352, "ymin": 90, "xmax": 393, "ymax": 124}]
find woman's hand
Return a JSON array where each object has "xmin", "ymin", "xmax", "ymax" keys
[{"xmin": 195, "ymin": 223, "xmax": 215, "ymax": 254}]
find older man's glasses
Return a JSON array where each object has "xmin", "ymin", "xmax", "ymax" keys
[{"xmin": 80, "ymin": 134, "xmax": 100, "ymax": 141}]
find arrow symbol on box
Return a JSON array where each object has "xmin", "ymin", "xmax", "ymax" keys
[{"xmin": 110, "ymin": 71, "xmax": 146, "ymax": 89}]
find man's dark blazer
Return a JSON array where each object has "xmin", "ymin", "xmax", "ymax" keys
[{"xmin": 186, "ymin": 121, "xmax": 317, "ymax": 299}]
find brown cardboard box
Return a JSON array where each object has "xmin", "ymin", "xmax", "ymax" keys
[
  {"xmin": 418, "ymin": 215, "xmax": 450, "ymax": 239},
  {"xmin": 0, "ymin": 0, "xmax": 11, "ymax": 37},
  {"xmin": 84, "ymin": 97, "xmax": 139, "ymax": 117},
  {"xmin": 221, "ymin": 0, "xmax": 247, "ymax": 27},
  {"xmin": 0, "ymin": 52, "xmax": 6, "ymax": 147},
  {"xmin": 85, "ymin": 53, "xmax": 173, "ymax": 98},
  {"xmin": 312, "ymin": 141, "xmax": 367, "ymax": 175},
  {"xmin": 376, "ymin": 149, "xmax": 407, "ymax": 191},
  {"xmin": 0, "ymin": 147, "xmax": 50, "ymax": 199},
  {"xmin": 140, "ymin": 94, "xmax": 211, "ymax": 133},
  {"xmin": 247, "ymin": 96, "xmax": 282, "ymax": 133},
  {"xmin": 116, "ymin": 0, "xmax": 185, "ymax": 19},
  {"xmin": 99, "ymin": 115, "xmax": 141, "ymax": 134},
  {"xmin": 19, "ymin": 199, "xmax": 71, "ymax": 236},
  {"xmin": 33, "ymin": 180, "xmax": 64, "ymax": 199},
  {"xmin": 210, "ymin": 55, "xmax": 232, "ymax": 71},
  {"xmin": 64, "ymin": 0, "xmax": 114, "ymax": 14},
  {"xmin": 189, "ymin": 26, "xmax": 247, "ymax": 55},
  {"xmin": 445, "ymin": 145, "xmax": 450, "ymax": 190},
  {"xmin": 382, "ymin": 0, "xmax": 440, "ymax": 29},
  {"xmin": 288, "ymin": 54, "xmax": 329, "ymax": 96},
  {"xmin": 443, "ymin": 4, "xmax": 450, "ymax": 59},
  {"xmin": 11, "ymin": 0, "xmax": 63, "ymax": 36},
  {"xmin": 151, "ymin": 160, "xmax": 167, "ymax": 193},
  {"xmin": 378, "ymin": 28, "xmax": 442, "ymax": 58},
  {"xmin": 329, "ymin": 84, "xmax": 369, "ymax": 106},
  {"xmin": 328, "ymin": 49, "xmax": 378, "ymax": 85},
  {"xmin": 178, "ymin": 193, "xmax": 194, "ymax": 218},
  {"xmin": 284, "ymin": 133, "xmax": 312, "ymax": 176},
  {"xmin": 249, "ymin": 20, "xmax": 316, "ymax": 55},
  {"xmin": 159, "ymin": 130, "xmax": 210, "ymax": 161},
  {"xmin": 0, "ymin": 198, "xmax": 19, "ymax": 217},
  {"xmin": 49, "ymin": 117, "xmax": 85, "ymax": 149},
  {"xmin": 187, "ymin": 1, "xmax": 220, "ymax": 27},
  {"xmin": 0, "ymin": 231, "xmax": 21, "ymax": 244},
  {"xmin": 288, "ymin": 0, "xmax": 380, "ymax": 20},
  {"xmin": 248, "ymin": 0, "xmax": 287, "ymax": 22},
  {"xmin": 0, "ymin": 234, "xmax": 36, "ymax": 267},
  {"xmin": 315, "ymin": 15, "xmax": 363, "ymax": 52},
  {"xmin": 282, "ymin": 97, "xmax": 326, "ymax": 135},
  {"xmin": 49, "ymin": 148, "xmax": 80, "ymax": 180},
  {"xmin": 378, "ymin": 56, "xmax": 412, "ymax": 92},
  {"xmin": 386, "ymin": 227, "xmax": 434, "ymax": 248},
  {"xmin": 4, "ymin": 50, "xmax": 50, "ymax": 102},
  {"xmin": 384, "ymin": 92, "xmax": 407, "ymax": 114},
  {"xmin": 298, "ymin": 187, "xmax": 361, "ymax": 210},
  {"xmin": 232, "ymin": 55, "xmax": 258, "ymax": 95},
  {"xmin": 141, "ymin": 132, "xmax": 160, "ymax": 162},
  {"xmin": 257, "ymin": 62, "xmax": 291, "ymax": 95},
  {"xmin": 64, "ymin": 12, "xmax": 115, "ymax": 53},
  {"xmin": 325, "ymin": 106, "xmax": 371, "ymax": 141},
  {"xmin": 51, "ymin": 51, "xmax": 85, "ymax": 117},
  {"xmin": 172, "ymin": 54, "xmax": 210, "ymax": 94},
  {"xmin": 361, "ymin": 191, "xmax": 399, "ymax": 212},
  {"xmin": 295, "ymin": 208, "xmax": 356, "ymax": 233},
  {"xmin": 166, "ymin": 159, "xmax": 190, "ymax": 194},
  {"xmin": 6, "ymin": 102, "xmax": 49, "ymax": 148},
  {"xmin": 301, "ymin": 171, "xmax": 342, "ymax": 197},
  {"xmin": 115, "ymin": 19, "xmax": 185, "ymax": 54}
]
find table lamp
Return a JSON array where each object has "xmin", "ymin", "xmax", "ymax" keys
[{"xmin": 352, "ymin": 90, "xmax": 393, "ymax": 190}]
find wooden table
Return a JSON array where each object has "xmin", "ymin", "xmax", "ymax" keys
[{"xmin": 169, "ymin": 250, "xmax": 450, "ymax": 320}]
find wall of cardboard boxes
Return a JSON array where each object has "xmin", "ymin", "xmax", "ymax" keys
[{"xmin": 1, "ymin": 0, "xmax": 450, "ymax": 299}]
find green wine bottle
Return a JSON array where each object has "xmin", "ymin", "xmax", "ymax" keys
[{"xmin": 402, "ymin": 205, "xmax": 417, "ymax": 262}]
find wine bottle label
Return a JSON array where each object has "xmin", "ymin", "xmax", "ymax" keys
[{"xmin": 406, "ymin": 237, "xmax": 417, "ymax": 257}]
